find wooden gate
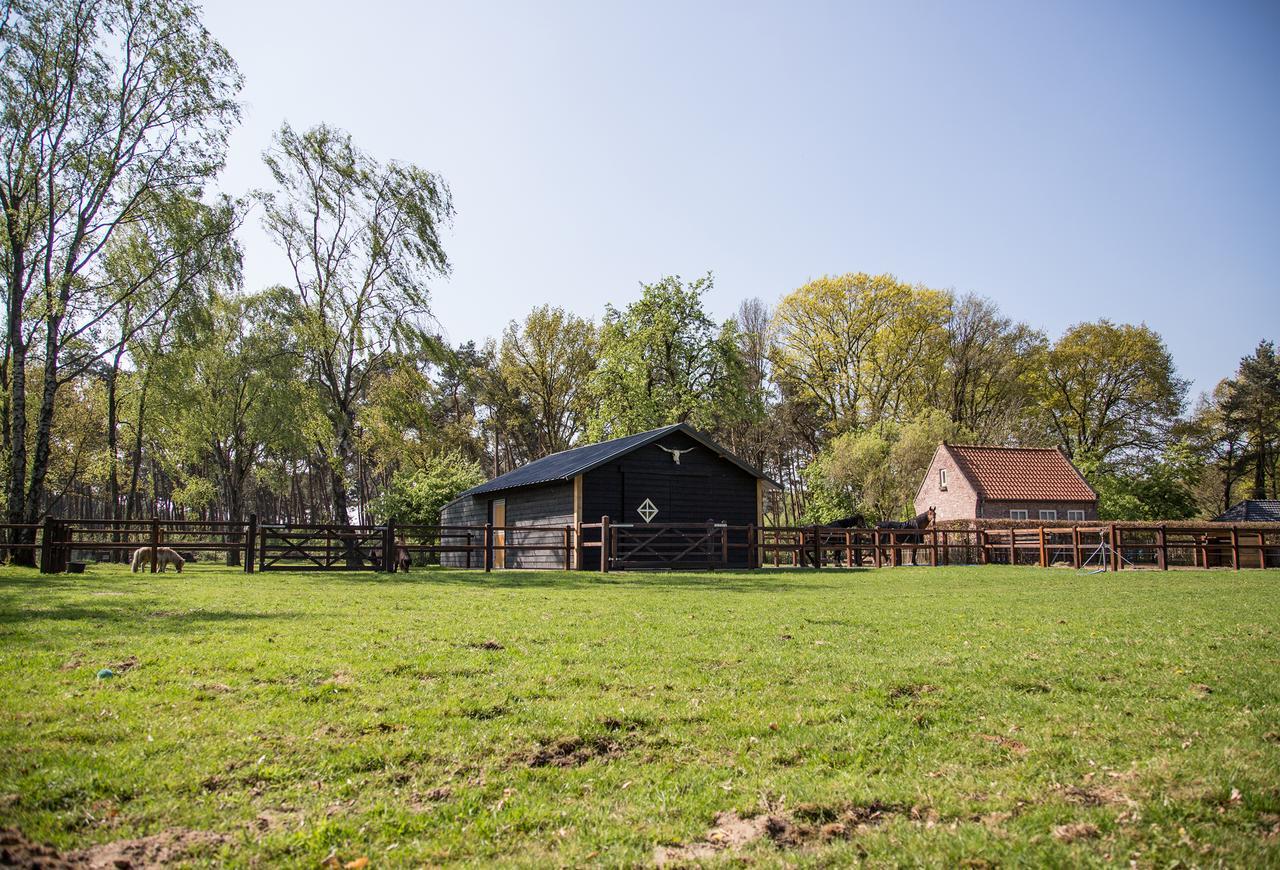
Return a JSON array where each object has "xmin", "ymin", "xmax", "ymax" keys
[
  {"xmin": 610, "ymin": 523, "xmax": 727, "ymax": 570},
  {"xmin": 258, "ymin": 524, "xmax": 384, "ymax": 571}
]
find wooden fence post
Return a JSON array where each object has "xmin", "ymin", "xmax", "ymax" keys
[
  {"xmin": 747, "ymin": 523, "xmax": 757, "ymax": 569},
  {"xmin": 563, "ymin": 525, "xmax": 572, "ymax": 571},
  {"xmin": 1156, "ymin": 524, "xmax": 1167, "ymax": 570},
  {"xmin": 872, "ymin": 530, "xmax": 882, "ymax": 569},
  {"xmin": 1071, "ymin": 526, "xmax": 1081, "ymax": 569},
  {"xmin": 1037, "ymin": 526, "xmax": 1047, "ymax": 568},
  {"xmin": 245, "ymin": 514, "xmax": 257, "ymax": 574},
  {"xmin": 811, "ymin": 525, "xmax": 821, "ymax": 569},
  {"xmin": 150, "ymin": 515, "xmax": 160, "ymax": 573},
  {"xmin": 1007, "ymin": 528, "xmax": 1015, "ymax": 566},
  {"xmin": 258, "ymin": 522, "xmax": 268, "ymax": 571},
  {"xmin": 483, "ymin": 523, "xmax": 493, "ymax": 573},
  {"xmin": 574, "ymin": 520, "xmax": 583, "ymax": 570},
  {"xmin": 931, "ymin": 526, "xmax": 939, "ymax": 567},
  {"xmin": 1109, "ymin": 523, "xmax": 1119, "ymax": 572},
  {"xmin": 383, "ymin": 517, "xmax": 396, "ymax": 572},
  {"xmin": 600, "ymin": 516, "xmax": 611, "ymax": 573},
  {"xmin": 720, "ymin": 524, "xmax": 729, "ymax": 567},
  {"xmin": 1230, "ymin": 525, "xmax": 1240, "ymax": 570},
  {"xmin": 39, "ymin": 515, "xmax": 56, "ymax": 573},
  {"xmin": 979, "ymin": 529, "xmax": 988, "ymax": 565}
]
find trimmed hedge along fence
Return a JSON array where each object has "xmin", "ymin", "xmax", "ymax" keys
[{"xmin": 5, "ymin": 516, "xmax": 1280, "ymax": 573}]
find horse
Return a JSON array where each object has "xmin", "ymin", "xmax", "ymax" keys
[
  {"xmin": 826, "ymin": 513, "xmax": 869, "ymax": 566},
  {"xmin": 371, "ymin": 538, "xmax": 411, "ymax": 572},
  {"xmin": 130, "ymin": 546, "xmax": 185, "ymax": 573},
  {"xmin": 876, "ymin": 507, "xmax": 936, "ymax": 566}
]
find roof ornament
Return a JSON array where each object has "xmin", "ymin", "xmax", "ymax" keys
[{"xmin": 657, "ymin": 445, "xmax": 698, "ymax": 465}]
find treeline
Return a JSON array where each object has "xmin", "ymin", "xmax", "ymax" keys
[{"xmin": 2, "ymin": 2, "xmax": 1277, "ymax": 567}]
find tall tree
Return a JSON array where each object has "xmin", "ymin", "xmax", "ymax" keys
[
  {"xmin": 497, "ymin": 305, "xmax": 596, "ymax": 457},
  {"xmin": 938, "ymin": 293, "xmax": 1045, "ymax": 442},
  {"xmin": 260, "ymin": 122, "xmax": 453, "ymax": 522},
  {"xmin": 1034, "ymin": 320, "xmax": 1187, "ymax": 465},
  {"xmin": 769, "ymin": 273, "xmax": 949, "ymax": 438},
  {"xmin": 588, "ymin": 274, "xmax": 744, "ymax": 439},
  {"xmin": 1222, "ymin": 340, "xmax": 1280, "ymax": 499},
  {"xmin": 1, "ymin": 0, "xmax": 240, "ymax": 560}
]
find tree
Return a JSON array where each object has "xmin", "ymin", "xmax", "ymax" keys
[
  {"xmin": 588, "ymin": 274, "xmax": 745, "ymax": 438},
  {"xmin": 807, "ymin": 410, "xmax": 963, "ymax": 522},
  {"xmin": 1, "ymin": 0, "xmax": 241, "ymax": 560},
  {"xmin": 1075, "ymin": 442, "xmax": 1199, "ymax": 521},
  {"xmin": 1034, "ymin": 320, "xmax": 1187, "ymax": 465},
  {"xmin": 769, "ymin": 273, "xmax": 949, "ymax": 438},
  {"xmin": 260, "ymin": 122, "xmax": 453, "ymax": 523},
  {"xmin": 497, "ymin": 306, "xmax": 596, "ymax": 457},
  {"xmin": 938, "ymin": 294, "xmax": 1045, "ymax": 442},
  {"xmin": 370, "ymin": 450, "xmax": 485, "ymax": 532},
  {"xmin": 1222, "ymin": 340, "xmax": 1280, "ymax": 499},
  {"xmin": 151, "ymin": 288, "xmax": 304, "ymax": 562}
]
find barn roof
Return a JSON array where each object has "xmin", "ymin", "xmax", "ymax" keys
[
  {"xmin": 1214, "ymin": 500, "xmax": 1280, "ymax": 522},
  {"xmin": 456, "ymin": 423, "xmax": 777, "ymax": 498},
  {"xmin": 943, "ymin": 443, "xmax": 1097, "ymax": 502}
]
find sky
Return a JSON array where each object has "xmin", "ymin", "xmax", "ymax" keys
[{"xmin": 201, "ymin": 0, "xmax": 1280, "ymax": 397}]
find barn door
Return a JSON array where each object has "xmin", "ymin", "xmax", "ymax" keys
[{"xmin": 492, "ymin": 499, "xmax": 506, "ymax": 568}]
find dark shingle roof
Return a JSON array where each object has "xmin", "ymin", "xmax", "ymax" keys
[
  {"xmin": 456, "ymin": 423, "xmax": 775, "ymax": 498},
  {"xmin": 944, "ymin": 444, "xmax": 1097, "ymax": 501},
  {"xmin": 1213, "ymin": 500, "xmax": 1280, "ymax": 522}
]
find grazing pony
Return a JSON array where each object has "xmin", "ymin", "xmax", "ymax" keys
[
  {"xmin": 876, "ymin": 507, "xmax": 936, "ymax": 566},
  {"xmin": 130, "ymin": 546, "xmax": 185, "ymax": 573},
  {"xmin": 371, "ymin": 539, "xmax": 412, "ymax": 572}
]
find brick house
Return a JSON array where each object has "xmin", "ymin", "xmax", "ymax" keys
[{"xmin": 914, "ymin": 443, "xmax": 1098, "ymax": 522}]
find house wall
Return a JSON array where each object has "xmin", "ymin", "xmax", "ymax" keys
[
  {"xmin": 915, "ymin": 444, "xmax": 1098, "ymax": 521},
  {"xmin": 979, "ymin": 500, "xmax": 1098, "ymax": 520},
  {"xmin": 500, "ymin": 481, "xmax": 575, "ymax": 569},
  {"xmin": 915, "ymin": 445, "xmax": 979, "ymax": 521}
]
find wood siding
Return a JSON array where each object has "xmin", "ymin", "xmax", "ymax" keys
[{"xmin": 439, "ymin": 494, "xmax": 487, "ymax": 567}]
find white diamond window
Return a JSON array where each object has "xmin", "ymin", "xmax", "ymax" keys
[{"xmin": 636, "ymin": 498, "xmax": 659, "ymax": 523}]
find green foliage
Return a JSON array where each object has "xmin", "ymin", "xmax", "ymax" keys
[
  {"xmin": 1034, "ymin": 320, "xmax": 1188, "ymax": 463},
  {"xmin": 371, "ymin": 451, "xmax": 486, "ymax": 528},
  {"xmin": 588, "ymin": 275, "xmax": 745, "ymax": 439},
  {"xmin": 808, "ymin": 409, "xmax": 964, "ymax": 521},
  {"xmin": 1077, "ymin": 444, "xmax": 1200, "ymax": 521}
]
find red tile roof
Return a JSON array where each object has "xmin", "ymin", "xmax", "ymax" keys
[{"xmin": 944, "ymin": 444, "xmax": 1096, "ymax": 502}]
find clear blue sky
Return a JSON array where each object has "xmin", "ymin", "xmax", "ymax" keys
[{"xmin": 203, "ymin": 0, "xmax": 1279, "ymax": 397}]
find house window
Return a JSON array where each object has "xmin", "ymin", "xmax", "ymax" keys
[
  {"xmin": 1039, "ymin": 510, "xmax": 1057, "ymax": 521},
  {"xmin": 1067, "ymin": 510, "xmax": 1085, "ymax": 521},
  {"xmin": 938, "ymin": 468, "xmax": 948, "ymax": 490},
  {"xmin": 1009, "ymin": 509, "xmax": 1028, "ymax": 520}
]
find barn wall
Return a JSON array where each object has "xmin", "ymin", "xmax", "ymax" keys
[
  {"xmin": 499, "ymin": 481, "xmax": 574, "ymax": 569},
  {"xmin": 581, "ymin": 429, "xmax": 759, "ymax": 567},
  {"xmin": 439, "ymin": 495, "xmax": 486, "ymax": 567}
]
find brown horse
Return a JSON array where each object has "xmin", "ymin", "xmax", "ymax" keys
[{"xmin": 876, "ymin": 507, "xmax": 936, "ymax": 566}]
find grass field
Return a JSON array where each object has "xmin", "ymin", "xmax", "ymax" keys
[{"xmin": 1, "ymin": 562, "xmax": 1278, "ymax": 867}]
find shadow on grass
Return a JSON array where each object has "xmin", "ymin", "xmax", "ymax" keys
[{"xmin": 0, "ymin": 602, "xmax": 296, "ymax": 627}]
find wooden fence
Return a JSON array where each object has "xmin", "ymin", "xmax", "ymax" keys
[{"xmin": 4, "ymin": 515, "xmax": 1278, "ymax": 574}]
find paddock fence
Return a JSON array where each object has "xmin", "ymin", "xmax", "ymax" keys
[{"xmin": 4, "ymin": 515, "xmax": 1278, "ymax": 574}]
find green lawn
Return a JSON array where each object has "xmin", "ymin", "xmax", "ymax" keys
[{"xmin": 1, "ymin": 563, "xmax": 1278, "ymax": 867}]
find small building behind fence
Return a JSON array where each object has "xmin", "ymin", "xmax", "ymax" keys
[
  {"xmin": 440, "ymin": 423, "xmax": 776, "ymax": 569},
  {"xmin": 915, "ymin": 442, "xmax": 1098, "ymax": 523}
]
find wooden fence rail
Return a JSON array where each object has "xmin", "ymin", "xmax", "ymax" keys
[{"xmin": 4, "ymin": 516, "xmax": 1278, "ymax": 574}]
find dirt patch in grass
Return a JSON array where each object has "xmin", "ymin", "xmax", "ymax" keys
[
  {"xmin": 59, "ymin": 653, "xmax": 84, "ymax": 671},
  {"xmin": 107, "ymin": 655, "xmax": 140, "ymax": 674},
  {"xmin": 467, "ymin": 640, "xmax": 505, "ymax": 651},
  {"xmin": 1052, "ymin": 822, "xmax": 1101, "ymax": 843},
  {"xmin": 888, "ymin": 683, "xmax": 938, "ymax": 700},
  {"xmin": 978, "ymin": 734, "xmax": 1028, "ymax": 754},
  {"xmin": 655, "ymin": 801, "xmax": 910, "ymax": 864},
  {"xmin": 521, "ymin": 734, "xmax": 632, "ymax": 768},
  {"xmin": 0, "ymin": 827, "xmax": 227, "ymax": 868}
]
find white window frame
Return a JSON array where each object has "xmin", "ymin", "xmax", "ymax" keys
[
  {"xmin": 1039, "ymin": 510, "xmax": 1057, "ymax": 521},
  {"xmin": 938, "ymin": 468, "xmax": 948, "ymax": 490},
  {"xmin": 1067, "ymin": 510, "xmax": 1086, "ymax": 521},
  {"xmin": 1009, "ymin": 509, "xmax": 1028, "ymax": 520}
]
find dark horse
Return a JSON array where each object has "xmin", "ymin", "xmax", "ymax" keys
[
  {"xmin": 876, "ymin": 507, "xmax": 936, "ymax": 566},
  {"xmin": 827, "ymin": 513, "xmax": 869, "ymax": 566}
]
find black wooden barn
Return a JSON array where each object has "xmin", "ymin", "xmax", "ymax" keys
[{"xmin": 439, "ymin": 423, "xmax": 776, "ymax": 568}]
